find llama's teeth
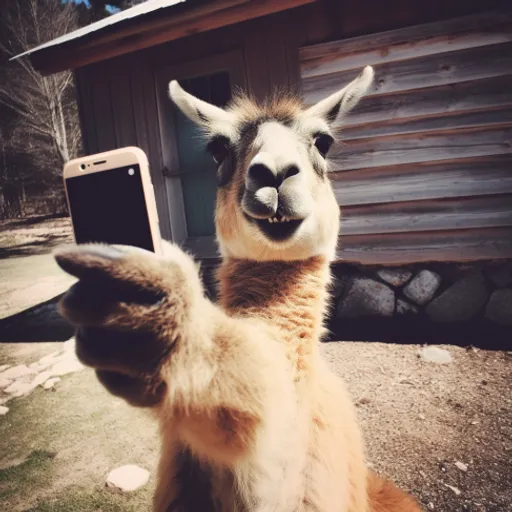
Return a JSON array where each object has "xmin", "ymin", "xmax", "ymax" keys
[
  {"xmin": 282, "ymin": 216, "xmax": 287, "ymax": 222},
  {"xmin": 268, "ymin": 218, "xmax": 273, "ymax": 223}
]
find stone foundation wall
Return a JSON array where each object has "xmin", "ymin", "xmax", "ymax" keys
[{"xmin": 331, "ymin": 261, "xmax": 512, "ymax": 326}]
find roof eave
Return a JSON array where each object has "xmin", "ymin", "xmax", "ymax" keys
[{"xmin": 22, "ymin": 0, "xmax": 318, "ymax": 76}]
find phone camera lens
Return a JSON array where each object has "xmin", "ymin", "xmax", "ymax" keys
[{"xmin": 80, "ymin": 164, "xmax": 86, "ymax": 171}]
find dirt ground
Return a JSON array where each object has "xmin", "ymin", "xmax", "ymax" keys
[{"xmin": 1, "ymin": 217, "xmax": 511, "ymax": 511}]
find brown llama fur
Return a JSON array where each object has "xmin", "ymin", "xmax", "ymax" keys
[{"xmin": 55, "ymin": 66, "xmax": 422, "ymax": 511}]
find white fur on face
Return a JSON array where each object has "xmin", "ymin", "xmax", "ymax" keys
[{"xmin": 216, "ymin": 120, "xmax": 340, "ymax": 262}]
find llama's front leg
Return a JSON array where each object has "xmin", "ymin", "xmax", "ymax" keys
[
  {"xmin": 55, "ymin": 242, "xmax": 207, "ymax": 408},
  {"xmin": 56, "ymin": 243, "xmax": 298, "ymax": 510}
]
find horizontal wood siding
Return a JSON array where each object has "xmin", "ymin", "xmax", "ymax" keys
[
  {"xmin": 300, "ymin": 9, "xmax": 512, "ymax": 263},
  {"xmin": 337, "ymin": 228, "xmax": 512, "ymax": 264}
]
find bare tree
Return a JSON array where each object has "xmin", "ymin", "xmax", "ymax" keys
[{"xmin": 0, "ymin": 0, "xmax": 81, "ymax": 173}]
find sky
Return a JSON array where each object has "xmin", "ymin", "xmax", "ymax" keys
[{"xmin": 64, "ymin": 0, "xmax": 120, "ymax": 14}]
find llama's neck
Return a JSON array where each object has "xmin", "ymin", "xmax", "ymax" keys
[{"xmin": 216, "ymin": 257, "xmax": 332, "ymax": 374}]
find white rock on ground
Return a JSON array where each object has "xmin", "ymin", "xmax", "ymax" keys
[
  {"xmin": 0, "ymin": 364, "xmax": 34, "ymax": 381},
  {"xmin": 106, "ymin": 465, "xmax": 150, "ymax": 492},
  {"xmin": 3, "ymin": 381, "xmax": 35, "ymax": 398},
  {"xmin": 0, "ymin": 341, "xmax": 83, "ymax": 404},
  {"xmin": 43, "ymin": 377, "xmax": 61, "ymax": 390},
  {"xmin": 419, "ymin": 346, "xmax": 453, "ymax": 364},
  {"xmin": 62, "ymin": 337, "xmax": 76, "ymax": 352},
  {"xmin": 0, "ymin": 378, "xmax": 13, "ymax": 389},
  {"xmin": 38, "ymin": 351, "xmax": 61, "ymax": 365},
  {"xmin": 30, "ymin": 371, "xmax": 52, "ymax": 389},
  {"xmin": 377, "ymin": 269, "xmax": 412, "ymax": 287},
  {"xmin": 444, "ymin": 484, "xmax": 461, "ymax": 496},
  {"xmin": 455, "ymin": 461, "xmax": 468, "ymax": 472},
  {"xmin": 49, "ymin": 357, "xmax": 84, "ymax": 377},
  {"xmin": 403, "ymin": 270, "xmax": 441, "ymax": 306},
  {"xmin": 0, "ymin": 405, "xmax": 9, "ymax": 415}
]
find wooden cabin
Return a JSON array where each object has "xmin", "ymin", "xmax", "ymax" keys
[{"xmin": 19, "ymin": 0, "xmax": 512, "ymax": 337}]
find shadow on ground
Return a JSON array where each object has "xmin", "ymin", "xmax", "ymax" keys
[
  {"xmin": 326, "ymin": 316, "xmax": 512, "ymax": 351},
  {"xmin": 0, "ymin": 295, "xmax": 73, "ymax": 343},
  {"xmin": 0, "ymin": 233, "xmax": 72, "ymax": 259}
]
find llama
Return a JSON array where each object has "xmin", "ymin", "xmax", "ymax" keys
[{"xmin": 55, "ymin": 66, "xmax": 421, "ymax": 511}]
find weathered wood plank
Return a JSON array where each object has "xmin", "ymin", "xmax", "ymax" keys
[
  {"xmin": 330, "ymin": 126, "xmax": 512, "ymax": 171},
  {"xmin": 109, "ymin": 59, "xmax": 138, "ymax": 148},
  {"xmin": 300, "ymin": 10, "xmax": 512, "ymax": 79},
  {"xmin": 336, "ymin": 227, "xmax": 512, "ymax": 264},
  {"xmin": 301, "ymin": 9, "xmax": 511, "ymax": 60},
  {"xmin": 243, "ymin": 20, "xmax": 271, "ymax": 101},
  {"xmin": 342, "ymin": 75, "xmax": 512, "ymax": 127},
  {"xmin": 340, "ymin": 195, "xmax": 512, "ymax": 235},
  {"xmin": 90, "ymin": 62, "xmax": 117, "ymax": 152},
  {"xmin": 264, "ymin": 13, "xmax": 290, "ymax": 91},
  {"xmin": 332, "ymin": 156, "xmax": 512, "ymax": 206},
  {"xmin": 303, "ymin": 42, "xmax": 512, "ymax": 104},
  {"xmin": 284, "ymin": 7, "xmax": 303, "ymax": 91},
  {"xmin": 140, "ymin": 65, "xmax": 171, "ymax": 240},
  {"xmin": 130, "ymin": 63, "xmax": 151, "ymax": 165},
  {"xmin": 341, "ymin": 105, "xmax": 512, "ymax": 140}
]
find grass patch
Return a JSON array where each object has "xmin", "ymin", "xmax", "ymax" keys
[
  {"xmin": 0, "ymin": 450, "xmax": 56, "ymax": 500},
  {"xmin": 1, "ymin": 366, "xmax": 158, "ymax": 511},
  {"xmin": 25, "ymin": 486, "xmax": 147, "ymax": 512}
]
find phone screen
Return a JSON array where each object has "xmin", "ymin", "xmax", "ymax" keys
[{"xmin": 65, "ymin": 164, "xmax": 155, "ymax": 252}]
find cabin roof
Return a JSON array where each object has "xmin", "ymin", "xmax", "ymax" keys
[
  {"xmin": 12, "ymin": 0, "xmax": 187, "ymax": 62},
  {"xmin": 12, "ymin": 0, "xmax": 316, "ymax": 75}
]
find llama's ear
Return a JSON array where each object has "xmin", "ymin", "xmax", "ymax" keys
[
  {"xmin": 169, "ymin": 80, "xmax": 235, "ymax": 128},
  {"xmin": 304, "ymin": 66, "xmax": 374, "ymax": 123}
]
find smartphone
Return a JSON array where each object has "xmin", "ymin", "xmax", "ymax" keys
[{"xmin": 63, "ymin": 147, "xmax": 162, "ymax": 254}]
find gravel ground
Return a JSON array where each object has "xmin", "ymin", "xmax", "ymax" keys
[{"xmin": 321, "ymin": 341, "xmax": 512, "ymax": 511}]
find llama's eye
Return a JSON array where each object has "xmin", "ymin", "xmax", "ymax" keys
[
  {"xmin": 314, "ymin": 133, "xmax": 334, "ymax": 158},
  {"xmin": 207, "ymin": 137, "xmax": 230, "ymax": 165}
]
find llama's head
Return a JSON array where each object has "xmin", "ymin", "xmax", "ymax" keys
[{"xmin": 169, "ymin": 66, "xmax": 373, "ymax": 262}]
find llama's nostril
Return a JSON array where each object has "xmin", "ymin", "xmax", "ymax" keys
[
  {"xmin": 283, "ymin": 165, "xmax": 300, "ymax": 181},
  {"xmin": 247, "ymin": 163, "xmax": 277, "ymax": 189}
]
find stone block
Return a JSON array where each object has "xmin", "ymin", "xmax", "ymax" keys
[
  {"xmin": 396, "ymin": 299, "xmax": 418, "ymax": 315},
  {"xmin": 403, "ymin": 270, "xmax": 441, "ymax": 306},
  {"xmin": 485, "ymin": 263, "xmax": 512, "ymax": 288},
  {"xmin": 426, "ymin": 272, "xmax": 489, "ymax": 323},
  {"xmin": 485, "ymin": 289, "xmax": 512, "ymax": 325},
  {"xmin": 377, "ymin": 269, "xmax": 412, "ymax": 287},
  {"xmin": 337, "ymin": 278, "xmax": 395, "ymax": 318},
  {"xmin": 330, "ymin": 275, "xmax": 347, "ymax": 300}
]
